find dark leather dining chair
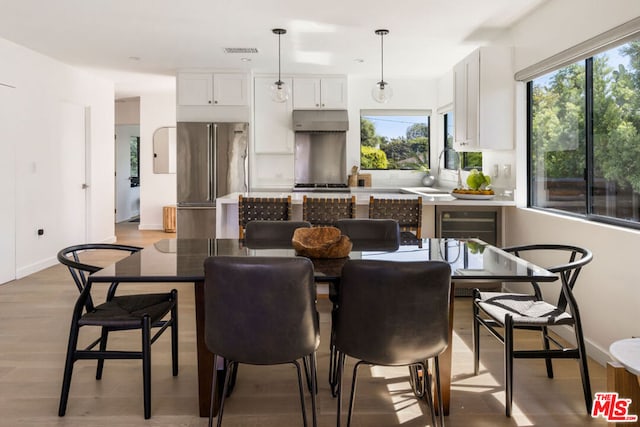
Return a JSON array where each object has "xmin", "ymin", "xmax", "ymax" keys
[
  {"xmin": 335, "ymin": 218, "xmax": 400, "ymax": 251},
  {"xmin": 327, "ymin": 219, "xmax": 401, "ymax": 395},
  {"xmin": 472, "ymin": 244, "xmax": 593, "ymax": 416},
  {"xmin": 57, "ymin": 243, "xmax": 178, "ymax": 419},
  {"xmin": 203, "ymin": 256, "xmax": 320, "ymax": 427},
  {"xmin": 333, "ymin": 259, "xmax": 451, "ymax": 427},
  {"xmin": 244, "ymin": 220, "xmax": 311, "ymax": 248}
]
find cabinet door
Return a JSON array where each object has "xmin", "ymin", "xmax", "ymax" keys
[
  {"xmin": 293, "ymin": 78, "xmax": 321, "ymax": 109},
  {"xmin": 320, "ymin": 77, "xmax": 347, "ymax": 109},
  {"xmin": 213, "ymin": 73, "xmax": 248, "ymax": 106},
  {"xmin": 178, "ymin": 73, "xmax": 213, "ymax": 105},
  {"xmin": 453, "ymin": 50, "xmax": 480, "ymax": 151},
  {"xmin": 253, "ymin": 77, "xmax": 294, "ymax": 153}
]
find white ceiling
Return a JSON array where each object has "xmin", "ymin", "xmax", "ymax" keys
[{"xmin": 0, "ymin": 0, "xmax": 546, "ymax": 98}]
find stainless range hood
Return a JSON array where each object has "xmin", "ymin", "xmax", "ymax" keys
[{"xmin": 292, "ymin": 109, "xmax": 349, "ymax": 132}]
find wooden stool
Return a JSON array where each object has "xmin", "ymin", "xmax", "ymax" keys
[{"xmin": 163, "ymin": 206, "xmax": 176, "ymax": 233}]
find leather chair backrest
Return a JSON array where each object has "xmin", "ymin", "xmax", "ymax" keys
[
  {"xmin": 334, "ymin": 259, "xmax": 451, "ymax": 366},
  {"xmin": 335, "ymin": 218, "xmax": 400, "ymax": 251},
  {"xmin": 244, "ymin": 220, "xmax": 311, "ymax": 249},
  {"xmin": 203, "ymin": 256, "xmax": 320, "ymax": 365}
]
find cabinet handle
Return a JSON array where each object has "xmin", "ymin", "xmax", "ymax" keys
[
  {"xmin": 208, "ymin": 100, "xmax": 212, "ymax": 104},
  {"xmin": 316, "ymin": 104, "xmax": 319, "ymax": 107},
  {"xmin": 214, "ymin": 100, "xmax": 218, "ymax": 104},
  {"xmin": 321, "ymin": 103, "xmax": 325, "ymax": 107}
]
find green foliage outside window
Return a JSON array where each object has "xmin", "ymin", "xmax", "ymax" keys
[{"xmin": 360, "ymin": 116, "xmax": 430, "ymax": 170}]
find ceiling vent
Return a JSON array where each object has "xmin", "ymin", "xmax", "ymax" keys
[{"xmin": 224, "ymin": 48, "xmax": 259, "ymax": 54}]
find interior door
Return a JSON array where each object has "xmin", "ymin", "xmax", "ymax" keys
[
  {"xmin": 0, "ymin": 84, "xmax": 17, "ymax": 284},
  {"xmin": 58, "ymin": 102, "xmax": 87, "ymax": 247}
]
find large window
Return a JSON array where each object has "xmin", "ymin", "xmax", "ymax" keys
[
  {"xmin": 529, "ymin": 39, "xmax": 640, "ymax": 228},
  {"xmin": 360, "ymin": 111, "xmax": 430, "ymax": 170}
]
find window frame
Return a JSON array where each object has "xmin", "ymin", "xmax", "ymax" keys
[{"xmin": 526, "ymin": 43, "xmax": 640, "ymax": 231}]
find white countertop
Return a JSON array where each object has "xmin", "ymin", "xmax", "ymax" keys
[{"xmin": 217, "ymin": 187, "xmax": 515, "ymax": 206}]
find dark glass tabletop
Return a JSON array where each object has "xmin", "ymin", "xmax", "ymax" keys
[{"xmin": 90, "ymin": 238, "xmax": 558, "ymax": 284}]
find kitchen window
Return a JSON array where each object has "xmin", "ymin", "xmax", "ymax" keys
[
  {"xmin": 443, "ymin": 111, "xmax": 482, "ymax": 171},
  {"xmin": 360, "ymin": 110, "xmax": 430, "ymax": 170},
  {"xmin": 528, "ymin": 38, "xmax": 640, "ymax": 229}
]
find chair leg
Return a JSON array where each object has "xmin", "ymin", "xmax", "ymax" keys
[
  {"xmin": 329, "ymin": 344, "xmax": 339, "ymax": 397},
  {"xmin": 309, "ymin": 352, "xmax": 318, "ymax": 427},
  {"xmin": 303, "ymin": 354, "xmax": 318, "ymax": 395},
  {"xmin": 96, "ymin": 327, "xmax": 109, "ymax": 380},
  {"xmin": 347, "ymin": 361, "xmax": 363, "ymax": 427},
  {"xmin": 472, "ymin": 297, "xmax": 481, "ymax": 376},
  {"xmin": 58, "ymin": 323, "xmax": 81, "ymax": 416},
  {"xmin": 574, "ymin": 321, "xmax": 593, "ymax": 414},
  {"xmin": 336, "ymin": 352, "xmax": 346, "ymax": 427},
  {"xmin": 504, "ymin": 315, "xmax": 514, "ymax": 417},
  {"xmin": 420, "ymin": 361, "xmax": 437, "ymax": 427},
  {"xmin": 216, "ymin": 360, "xmax": 235, "ymax": 427},
  {"xmin": 142, "ymin": 315, "xmax": 152, "ymax": 419},
  {"xmin": 208, "ymin": 355, "xmax": 219, "ymax": 427},
  {"xmin": 170, "ymin": 289, "xmax": 179, "ymax": 377},
  {"xmin": 434, "ymin": 357, "xmax": 445, "ymax": 427},
  {"xmin": 293, "ymin": 360, "xmax": 309, "ymax": 427},
  {"xmin": 541, "ymin": 326, "xmax": 554, "ymax": 378},
  {"xmin": 225, "ymin": 363, "xmax": 239, "ymax": 397}
]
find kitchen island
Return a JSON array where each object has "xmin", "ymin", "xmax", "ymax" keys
[{"xmin": 215, "ymin": 187, "xmax": 515, "ymax": 239}]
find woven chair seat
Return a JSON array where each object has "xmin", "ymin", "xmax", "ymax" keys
[
  {"xmin": 79, "ymin": 293, "xmax": 176, "ymax": 328},
  {"xmin": 476, "ymin": 292, "xmax": 573, "ymax": 326}
]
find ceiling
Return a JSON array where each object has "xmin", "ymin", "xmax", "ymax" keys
[{"xmin": 0, "ymin": 0, "xmax": 546, "ymax": 98}]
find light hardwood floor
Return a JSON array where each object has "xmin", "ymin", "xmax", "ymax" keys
[{"xmin": 0, "ymin": 222, "xmax": 609, "ymax": 426}]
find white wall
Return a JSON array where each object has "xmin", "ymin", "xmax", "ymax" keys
[
  {"xmin": 139, "ymin": 93, "xmax": 176, "ymax": 230},
  {"xmin": 506, "ymin": 1, "xmax": 640, "ymax": 364},
  {"xmin": 0, "ymin": 37, "xmax": 115, "ymax": 281}
]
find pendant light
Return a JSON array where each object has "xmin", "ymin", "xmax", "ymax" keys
[
  {"xmin": 270, "ymin": 28, "xmax": 290, "ymax": 103},
  {"xmin": 372, "ymin": 29, "xmax": 393, "ymax": 104}
]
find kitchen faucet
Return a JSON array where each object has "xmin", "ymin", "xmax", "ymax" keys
[{"xmin": 436, "ymin": 148, "xmax": 463, "ymax": 188}]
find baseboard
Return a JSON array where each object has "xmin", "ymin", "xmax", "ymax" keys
[
  {"xmin": 16, "ymin": 256, "xmax": 58, "ymax": 279},
  {"xmin": 138, "ymin": 223, "xmax": 163, "ymax": 231}
]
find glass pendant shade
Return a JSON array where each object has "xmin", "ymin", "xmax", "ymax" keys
[
  {"xmin": 270, "ymin": 80, "xmax": 290, "ymax": 103},
  {"xmin": 372, "ymin": 81, "xmax": 393, "ymax": 104},
  {"xmin": 270, "ymin": 28, "xmax": 289, "ymax": 103},
  {"xmin": 372, "ymin": 29, "xmax": 392, "ymax": 104}
]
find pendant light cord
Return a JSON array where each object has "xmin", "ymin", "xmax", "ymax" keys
[
  {"xmin": 380, "ymin": 32, "xmax": 384, "ymax": 85},
  {"xmin": 277, "ymin": 31, "xmax": 282, "ymax": 85}
]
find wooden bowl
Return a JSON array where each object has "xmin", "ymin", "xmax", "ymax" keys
[{"xmin": 291, "ymin": 226, "xmax": 352, "ymax": 259}]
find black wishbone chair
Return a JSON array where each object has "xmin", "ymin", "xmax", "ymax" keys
[
  {"xmin": 57, "ymin": 243, "xmax": 178, "ymax": 419},
  {"xmin": 472, "ymin": 244, "xmax": 593, "ymax": 416}
]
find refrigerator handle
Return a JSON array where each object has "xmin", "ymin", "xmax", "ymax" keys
[
  {"xmin": 207, "ymin": 124, "xmax": 213, "ymax": 202},
  {"xmin": 212, "ymin": 123, "xmax": 218, "ymax": 202}
]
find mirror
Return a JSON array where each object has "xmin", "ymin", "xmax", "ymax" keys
[{"xmin": 153, "ymin": 126, "xmax": 176, "ymax": 174}]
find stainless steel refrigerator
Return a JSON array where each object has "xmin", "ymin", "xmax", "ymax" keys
[{"xmin": 176, "ymin": 122, "xmax": 248, "ymax": 238}]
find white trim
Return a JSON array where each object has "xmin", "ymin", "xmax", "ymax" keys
[
  {"xmin": 515, "ymin": 16, "xmax": 640, "ymax": 81},
  {"xmin": 436, "ymin": 103, "xmax": 453, "ymax": 114},
  {"xmin": 360, "ymin": 108, "xmax": 432, "ymax": 116}
]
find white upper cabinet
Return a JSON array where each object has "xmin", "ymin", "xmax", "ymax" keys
[
  {"xmin": 253, "ymin": 77, "xmax": 294, "ymax": 154},
  {"xmin": 177, "ymin": 72, "xmax": 248, "ymax": 106},
  {"xmin": 293, "ymin": 77, "xmax": 347, "ymax": 109},
  {"xmin": 453, "ymin": 47, "xmax": 513, "ymax": 151}
]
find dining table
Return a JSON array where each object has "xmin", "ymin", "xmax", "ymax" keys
[{"xmin": 88, "ymin": 237, "xmax": 558, "ymax": 417}]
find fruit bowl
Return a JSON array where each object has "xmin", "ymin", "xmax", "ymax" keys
[{"xmin": 451, "ymin": 188, "xmax": 495, "ymax": 200}]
